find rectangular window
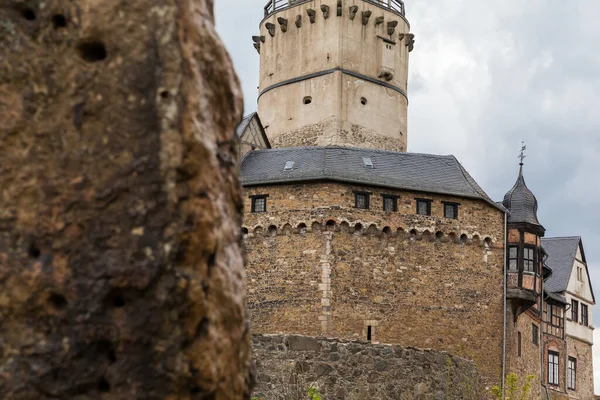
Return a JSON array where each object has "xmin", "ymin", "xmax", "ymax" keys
[
  {"xmin": 548, "ymin": 351, "xmax": 559, "ymax": 386},
  {"xmin": 524, "ymin": 247, "xmax": 535, "ymax": 273},
  {"xmin": 517, "ymin": 331, "xmax": 522, "ymax": 357},
  {"xmin": 582, "ymin": 304, "xmax": 588, "ymax": 326},
  {"xmin": 382, "ymin": 195, "xmax": 398, "ymax": 213},
  {"xmin": 532, "ymin": 324, "xmax": 539, "ymax": 346},
  {"xmin": 443, "ymin": 202, "xmax": 459, "ymax": 219},
  {"xmin": 577, "ymin": 267, "xmax": 583, "ymax": 282},
  {"xmin": 416, "ymin": 199, "xmax": 431, "ymax": 216},
  {"xmin": 568, "ymin": 357, "xmax": 576, "ymax": 390},
  {"xmin": 571, "ymin": 300, "xmax": 579, "ymax": 323},
  {"xmin": 367, "ymin": 325, "xmax": 372, "ymax": 342},
  {"xmin": 355, "ymin": 192, "xmax": 370, "ymax": 210},
  {"xmin": 250, "ymin": 195, "xmax": 268, "ymax": 213},
  {"xmin": 508, "ymin": 246, "xmax": 519, "ymax": 271}
]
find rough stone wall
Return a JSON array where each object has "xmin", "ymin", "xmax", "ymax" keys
[
  {"xmin": 566, "ymin": 335, "xmax": 594, "ymax": 399},
  {"xmin": 544, "ymin": 333, "xmax": 568, "ymax": 398},
  {"xmin": 243, "ymin": 182, "xmax": 505, "ymax": 388},
  {"xmin": 0, "ymin": 1, "xmax": 252, "ymax": 399},
  {"xmin": 252, "ymin": 334, "xmax": 481, "ymax": 400},
  {"xmin": 270, "ymin": 117, "xmax": 406, "ymax": 152},
  {"xmin": 505, "ymin": 310, "xmax": 543, "ymax": 400}
]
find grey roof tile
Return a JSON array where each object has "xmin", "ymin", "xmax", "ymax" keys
[
  {"xmin": 503, "ymin": 166, "xmax": 544, "ymax": 228},
  {"xmin": 542, "ymin": 237, "xmax": 581, "ymax": 293},
  {"xmin": 241, "ymin": 146, "xmax": 503, "ymax": 210}
]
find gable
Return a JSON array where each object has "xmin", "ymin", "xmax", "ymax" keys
[
  {"xmin": 567, "ymin": 240, "xmax": 595, "ymax": 304},
  {"xmin": 237, "ymin": 113, "xmax": 270, "ymax": 159}
]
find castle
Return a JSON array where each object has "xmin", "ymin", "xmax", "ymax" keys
[{"xmin": 237, "ymin": 1, "xmax": 596, "ymax": 398}]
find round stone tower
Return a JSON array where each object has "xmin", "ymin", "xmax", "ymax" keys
[{"xmin": 255, "ymin": 0, "xmax": 413, "ymax": 152}]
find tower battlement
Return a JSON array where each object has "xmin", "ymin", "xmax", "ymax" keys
[{"xmin": 254, "ymin": 0, "xmax": 414, "ymax": 152}]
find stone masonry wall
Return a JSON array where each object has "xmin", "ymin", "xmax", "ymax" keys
[
  {"xmin": 243, "ymin": 182, "xmax": 505, "ymax": 389},
  {"xmin": 270, "ymin": 117, "xmax": 407, "ymax": 152},
  {"xmin": 252, "ymin": 334, "xmax": 481, "ymax": 400},
  {"xmin": 566, "ymin": 335, "xmax": 594, "ymax": 399},
  {"xmin": 505, "ymin": 310, "xmax": 543, "ymax": 400}
]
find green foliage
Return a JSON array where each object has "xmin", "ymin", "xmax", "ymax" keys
[
  {"xmin": 491, "ymin": 372, "xmax": 536, "ymax": 400},
  {"xmin": 307, "ymin": 386, "xmax": 322, "ymax": 400}
]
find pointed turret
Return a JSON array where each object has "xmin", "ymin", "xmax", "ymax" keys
[{"xmin": 502, "ymin": 164, "xmax": 545, "ymax": 235}]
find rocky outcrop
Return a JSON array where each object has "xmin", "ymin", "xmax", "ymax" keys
[
  {"xmin": 0, "ymin": 0, "xmax": 251, "ymax": 399},
  {"xmin": 252, "ymin": 335, "xmax": 481, "ymax": 400}
]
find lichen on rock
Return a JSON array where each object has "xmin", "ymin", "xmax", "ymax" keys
[{"xmin": 0, "ymin": 0, "xmax": 252, "ymax": 398}]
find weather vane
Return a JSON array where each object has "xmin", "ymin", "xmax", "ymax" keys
[{"xmin": 518, "ymin": 141, "xmax": 527, "ymax": 166}]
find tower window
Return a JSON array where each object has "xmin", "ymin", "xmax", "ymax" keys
[
  {"xmin": 382, "ymin": 195, "xmax": 398, "ymax": 213},
  {"xmin": 508, "ymin": 246, "xmax": 518, "ymax": 271},
  {"xmin": 367, "ymin": 325, "xmax": 372, "ymax": 342},
  {"xmin": 354, "ymin": 192, "xmax": 370, "ymax": 210},
  {"xmin": 571, "ymin": 300, "xmax": 579, "ymax": 322},
  {"xmin": 568, "ymin": 357, "xmax": 576, "ymax": 390},
  {"xmin": 303, "ymin": 96, "xmax": 312, "ymax": 105},
  {"xmin": 443, "ymin": 202, "xmax": 459, "ymax": 219},
  {"xmin": 581, "ymin": 304, "xmax": 588, "ymax": 326},
  {"xmin": 416, "ymin": 199, "xmax": 431, "ymax": 216},
  {"xmin": 524, "ymin": 247, "xmax": 535, "ymax": 273},
  {"xmin": 517, "ymin": 331, "xmax": 522, "ymax": 357},
  {"xmin": 532, "ymin": 324, "xmax": 539, "ymax": 346},
  {"xmin": 548, "ymin": 351, "xmax": 559, "ymax": 386},
  {"xmin": 250, "ymin": 195, "xmax": 268, "ymax": 213}
]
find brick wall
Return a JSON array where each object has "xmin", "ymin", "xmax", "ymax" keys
[{"xmin": 243, "ymin": 182, "xmax": 506, "ymax": 387}]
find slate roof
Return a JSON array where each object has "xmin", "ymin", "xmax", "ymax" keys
[
  {"xmin": 544, "ymin": 288, "xmax": 569, "ymax": 305},
  {"xmin": 502, "ymin": 166, "xmax": 544, "ymax": 229},
  {"xmin": 241, "ymin": 146, "xmax": 504, "ymax": 210},
  {"xmin": 542, "ymin": 237, "xmax": 582, "ymax": 294}
]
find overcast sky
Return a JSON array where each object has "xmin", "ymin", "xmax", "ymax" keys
[{"xmin": 215, "ymin": 0, "xmax": 600, "ymax": 390}]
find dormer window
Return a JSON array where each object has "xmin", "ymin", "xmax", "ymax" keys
[
  {"xmin": 363, "ymin": 157, "xmax": 374, "ymax": 168},
  {"xmin": 284, "ymin": 161, "xmax": 295, "ymax": 171}
]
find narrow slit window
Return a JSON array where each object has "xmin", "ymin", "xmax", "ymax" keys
[
  {"xmin": 532, "ymin": 324, "xmax": 539, "ymax": 346},
  {"xmin": 517, "ymin": 331, "xmax": 522, "ymax": 357},
  {"xmin": 548, "ymin": 351, "xmax": 559, "ymax": 386},
  {"xmin": 367, "ymin": 326, "xmax": 372, "ymax": 342},
  {"xmin": 508, "ymin": 246, "xmax": 519, "ymax": 271},
  {"xmin": 568, "ymin": 357, "xmax": 576, "ymax": 390}
]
